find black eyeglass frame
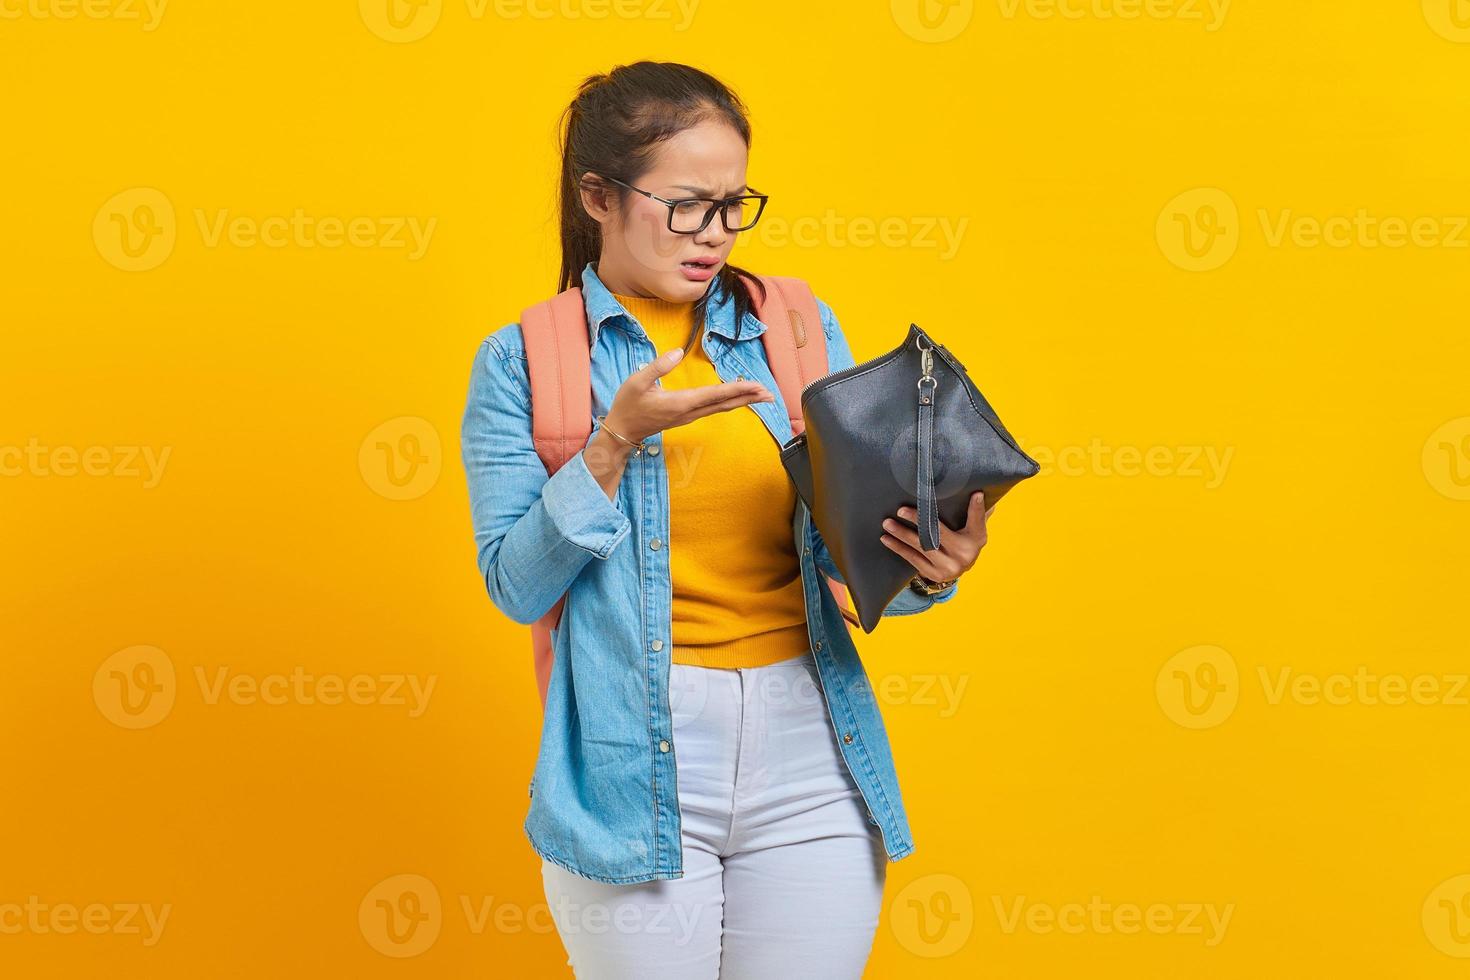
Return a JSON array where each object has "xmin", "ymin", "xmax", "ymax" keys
[{"xmin": 592, "ymin": 174, "xmax": 769, "ymax": 235}]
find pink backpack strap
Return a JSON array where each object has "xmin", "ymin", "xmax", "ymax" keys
[
  {"xmin": 520, "ymin": 286, "xmax": 593, "ymax": 707},
  {"xmin": 746, "ymin": 273, "xmax": 860, "ymax": 631},
  {"xmin": 522, "ymin": 287, "xmax": 593, "ymax": 474},
  {"xmin": 745, "ymin": 273, "xmax": 829, "ymax": 437}
]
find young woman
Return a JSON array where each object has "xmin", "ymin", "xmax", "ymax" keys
[{"xmin": 461, "ymin": 61, "xmax": 994, "ymax": 979}]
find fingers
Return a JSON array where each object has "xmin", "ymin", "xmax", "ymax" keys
[
  {"xmin": 685, "ymin": 390, "xmax": 773, "ymax": 421},
  {"xmin": 638, "ymin": 346, "xmax": 687, "ymax": 382},
  {"xmin": 879, "ymin": 529, "xmax": 945, "ymax": 580},
  {"xmin": 895, "ymin": 493, "xmax": 988, "ymax": 537},
  {"xmin": 962, "ymin": 491, "xmax": 991, "ymax": 535},
  {"xmin": 889, "ymin": 490, "xmax": 990, "ymax": 555},
  {"xmin": 882, "ymin": 513, "xmax": 927, "ymax": 552},
  {"xmin": 670, "ymin": 384, "xmax": 773, "ymax": 426},
  {"xmin": 681, "ymin": 380, "xmax": 773, "ymax": 411}
]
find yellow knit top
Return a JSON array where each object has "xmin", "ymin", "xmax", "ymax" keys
[{"xmin": 613, "ymin": 291, "xmax": 812, "ymax": 670}]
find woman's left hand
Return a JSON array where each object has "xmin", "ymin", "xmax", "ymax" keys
[{"xmin": 879, "ymin": 490, "xmax": 995, "ymax": 585}]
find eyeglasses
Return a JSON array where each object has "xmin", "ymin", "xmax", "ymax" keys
[{"xmin": 593, "ymin": 174, "xmax": 769, "ymax": 235}]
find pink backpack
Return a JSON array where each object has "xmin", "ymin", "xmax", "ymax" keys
[{"xmin": 519, "ymin": 272, "xmax": 857, "ymax": 707}]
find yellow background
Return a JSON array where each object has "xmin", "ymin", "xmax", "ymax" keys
[{"xmin": 4, "ymin": 0, "xmax": 1469, "ymax": 975}]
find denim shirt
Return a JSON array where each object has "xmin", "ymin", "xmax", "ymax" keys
[{"xmin": 460, "ymin": 261, "xmax": 959, "ymax": 884}]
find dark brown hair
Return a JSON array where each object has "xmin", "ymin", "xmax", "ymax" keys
[{"xmin": 557, "ymin": 61, "xmax": 766, "ymax": 350}]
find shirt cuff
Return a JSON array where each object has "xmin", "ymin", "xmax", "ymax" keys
[
  {"xmin": 881, "ymin": 578, "xmax": 960, "ymax": 616},
  {"xmin": 539, "ymin": 448, "xmax": 631, "ymax": 560}
]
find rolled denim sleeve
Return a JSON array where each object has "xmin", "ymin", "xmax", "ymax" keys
[
  {"xmin": 460, "ymin": 330, "xmax": 632, "ymax": 625},
  {"xmin": 807, "ymin": 297, "xmax": 959, "ymax": 617}
]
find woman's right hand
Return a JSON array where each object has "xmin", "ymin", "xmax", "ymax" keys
[{"xmin": 603, "ymin": 346, "xmax": 775, "ymax": 442}]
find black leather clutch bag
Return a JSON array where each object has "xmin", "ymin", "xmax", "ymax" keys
[{"xmin": 780, "ymin": 323, "xmax": 1039, "ymax": 632}]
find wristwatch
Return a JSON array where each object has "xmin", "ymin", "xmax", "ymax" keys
[{"xmin": 908, "ymin": 573, "xmax": 958, "ymax": 596}]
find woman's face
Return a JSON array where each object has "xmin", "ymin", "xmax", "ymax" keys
[{"xmin": 586, "ymin": 118, "xmax": 750, "ymax": 302}]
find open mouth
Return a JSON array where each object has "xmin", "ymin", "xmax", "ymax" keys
[{"xmin": 681, "ymin": 257, "xmax": 721, "ymax": 269}]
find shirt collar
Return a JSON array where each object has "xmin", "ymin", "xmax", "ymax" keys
[{"xmin": 579, "ymin": 261, "xmax": 767, "ymax": 347}]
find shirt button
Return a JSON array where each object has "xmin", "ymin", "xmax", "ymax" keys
[
  {"xmin": 659, "ymin": 739, "xmax": 670, "ymax": 753},
  {"xmin": 814, "ymin": 640, "xmax": 822, "ymax": 651},
  {"xmin": 650, "ymin": 538, "xmax": 662, "ymax": 551},
  {"xmin": 804, "ymin": 546, "xmax": 811, "ymax": 555},
  {"xmin": 650, "ymin": 639, "xmax": 664, "ymax": 652},
  {"xmin": 648, "ymin": 445, "xmax": 660, "ymax": 456},
  {"xmin": 843, "ymin": 732, "xmax": 854, "ymax": 745}
]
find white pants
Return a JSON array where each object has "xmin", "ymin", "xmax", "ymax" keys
[{"xmin": 541, "ymin": 650, "xmax": 888, "ymax": 978}]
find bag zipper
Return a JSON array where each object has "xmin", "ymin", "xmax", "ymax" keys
[{"xmin": 799, "ymin": 342, "xmax": 910, "ymax": 399}]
